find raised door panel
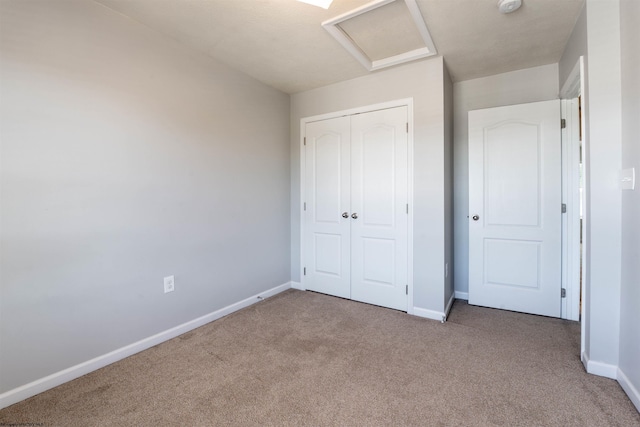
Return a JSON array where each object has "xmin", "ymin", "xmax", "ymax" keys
[
  {"xmin": 313, "ymin": 133, "xmax": 343, "ymax": 224},
  {"xmin": 484, "ymin": 122, "xmax": 541, "ymax": 228}
]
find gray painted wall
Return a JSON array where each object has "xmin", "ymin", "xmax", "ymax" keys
[
  {"xmin": 559, "ymin": 5, "xmax": 588, "ymax": 90},
  {"xmin": 443, "ymin": 65, "xmax": 454, "ymax": 307},
  {"xmin": 559, "ymin": 0, "xmax": 638, "ymax": 401},
  {"xmin": 583, "ymin": 0, "xmax": 622, "ymax": 368},
  {"xmin": 452, "ymin": 64, "xmax": 560, "ymax": 295},
  {"xmin": 0, "ymin": 0, "xmax": 290, "ymax": 393},
  {"xmin": 290, "ymin": 58, "xmax": 449, "ymax": 312},
  {"xmin": 618, "ymin": 0, "xmax": 640, "ymax": 405}
]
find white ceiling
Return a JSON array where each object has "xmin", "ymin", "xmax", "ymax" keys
[{"xmin": 94, "ymin": 0, "xmax": 585, "ymax": 94}]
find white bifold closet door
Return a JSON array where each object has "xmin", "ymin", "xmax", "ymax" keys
[{"xmin": 303, "ymin": 106, "xmax": 408, "ymax": 311}]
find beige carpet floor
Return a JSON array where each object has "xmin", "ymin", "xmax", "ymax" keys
[{"xmin": 1, "ymin": 289, "xmax": 638, "ymax": 426}]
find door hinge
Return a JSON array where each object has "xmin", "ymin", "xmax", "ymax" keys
[
  {"xmin": 406, "ymin": 285, "xmax": 408, "ymax": 295},
  {"xmin": 304, "ymin": 202, "xmax": 306, "ymax": 211},
  {"xmin": 303, "ymin": 137, "xmax": 306, "ymax": 146},
  {"xmin": 561, "ymin": 119, "xmax": 566, "ymax": 129},
  {"xmin": 561, "ymin": 203, "xmax": 567, "ymax": 213},
  {"xmin": 406, "ymin": 203, "xmax": 409, "ymax": 214},
  {"xmin": 561, "ymin": 288, "xmax": 566, "ymax": 298},
  {"xmin": 406, "ymin": 122, "xmax": 409, "ymax": 133},
  {"xmin": 304, "ymin": 267, "xmax": 306, "ymax": 276}
]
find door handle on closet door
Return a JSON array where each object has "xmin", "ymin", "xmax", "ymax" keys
[
  {"xmin": 351, "ymin": 213, "xmax": 358, "ymax": 219},
  {"xmin": 342, "ymin": 212, "xmax": 349, "ymax": 218}
]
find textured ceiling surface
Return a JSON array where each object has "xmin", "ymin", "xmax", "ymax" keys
[{"xmin": 94, "ymin": 0, "xmax": 585, "ymax": 94}]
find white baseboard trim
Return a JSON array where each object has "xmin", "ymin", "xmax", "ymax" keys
[
  {"xmin": 454, "ymin": 291, "xmax": 469, "ymax": 300},
  {"xmin": 581, "ymin": 352, "xmax": 618, "ymax": 380},
  {"xmin": 581, "ymin": 351, "xmax": 589, "ymax": 371},
  {"xmin": 618, "ymin": 367, "xmax": 640, "ymax": 413},
  {"xmin": 412, "ymin": 307, "xmax": 446, "ymax": 323},
  {"xmin": 443, "ymin": 293, "xmax": 455, "ymax": 321},
  {"xmin": 0, "ymin": 281, "xmax": 292, "ymax": 410},
  {"xmin": 290, "ymin": 281, "xmax": 304, "ymax": 291}
]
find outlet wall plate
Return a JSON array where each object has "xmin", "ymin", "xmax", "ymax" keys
[{"xmin": 164, "ymin": 275, "xmax": 175, "ymax": 293}]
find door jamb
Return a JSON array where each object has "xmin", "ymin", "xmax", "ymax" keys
[
  {"xmin": 560, "ymin": 97, "xmax": 581, "ymax": 321},
  {"xmin": 559, "ymin": 57, "xmax": 586, "ymax": 332},
  {"xmin": 299, "ymin": 98, "xmax": 415, "ymax": 313}
]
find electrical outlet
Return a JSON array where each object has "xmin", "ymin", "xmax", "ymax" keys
[{"xmin": 164, "ymin": 275, "xmax": 175, "ymax": 293}]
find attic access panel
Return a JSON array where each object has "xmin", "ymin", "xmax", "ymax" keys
[{"xmin": 322, "ymin": 0, "xmax": 437, "ymax": 71}]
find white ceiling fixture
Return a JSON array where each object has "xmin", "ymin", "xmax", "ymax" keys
[
  {"xmin": 297, "ymin": 0, "xmax": 334, "ymax": 9},
  {"xmin": 497, "ymin": 0, "xmax": 522, "ymax": 14},
  {"xmin": 322, "ymin": 0, "xmax": 437, "ymax": 72}
]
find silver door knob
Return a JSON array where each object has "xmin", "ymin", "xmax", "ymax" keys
[
  {"xmin": 342, "ymin": 212, "xmax": 349, "ymax": 218},
  {"xmin": 351, "ymin": 213, "xmax": 358, "ymax": 219},
  {"xmin": 472, "ymin": 215, "xmax": 479, "ymax": 221}
]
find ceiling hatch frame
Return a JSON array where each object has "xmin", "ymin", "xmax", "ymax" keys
[{"xmin": 322, "ymin": 0, "xmax": 437, "ymax": 72}]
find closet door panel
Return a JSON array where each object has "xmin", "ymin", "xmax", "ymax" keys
[
  {"xmin": 350, "ymin": 107, "xmax": 408, "ymax": 310},
  {"xmin": 303, "ymin": 116, "xmax": 351, "ymax": 299}
]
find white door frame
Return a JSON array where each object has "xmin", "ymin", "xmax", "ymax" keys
[
  {"xmin": 559, "ymin": 56, "xmax": 586, "ymax": 329},
  {"xmin": 299, "ymin": 98, "xmax": 415, "ymax": 313}
]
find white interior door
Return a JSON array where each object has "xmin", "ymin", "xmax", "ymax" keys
[
  {"xmin": 468, "ymin": 100, "xmax": 562, "ymax": 317},
  {"xmin": 304, "ymin": 116, "xmax": 351, "ymax": 299},
  {"xmin": 350, "ymin": 107, "xmax": 408, "ymax": 310},
  {"xmin": 303, "ymin": 106, "xmax": 408, "ymax": 311}
]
